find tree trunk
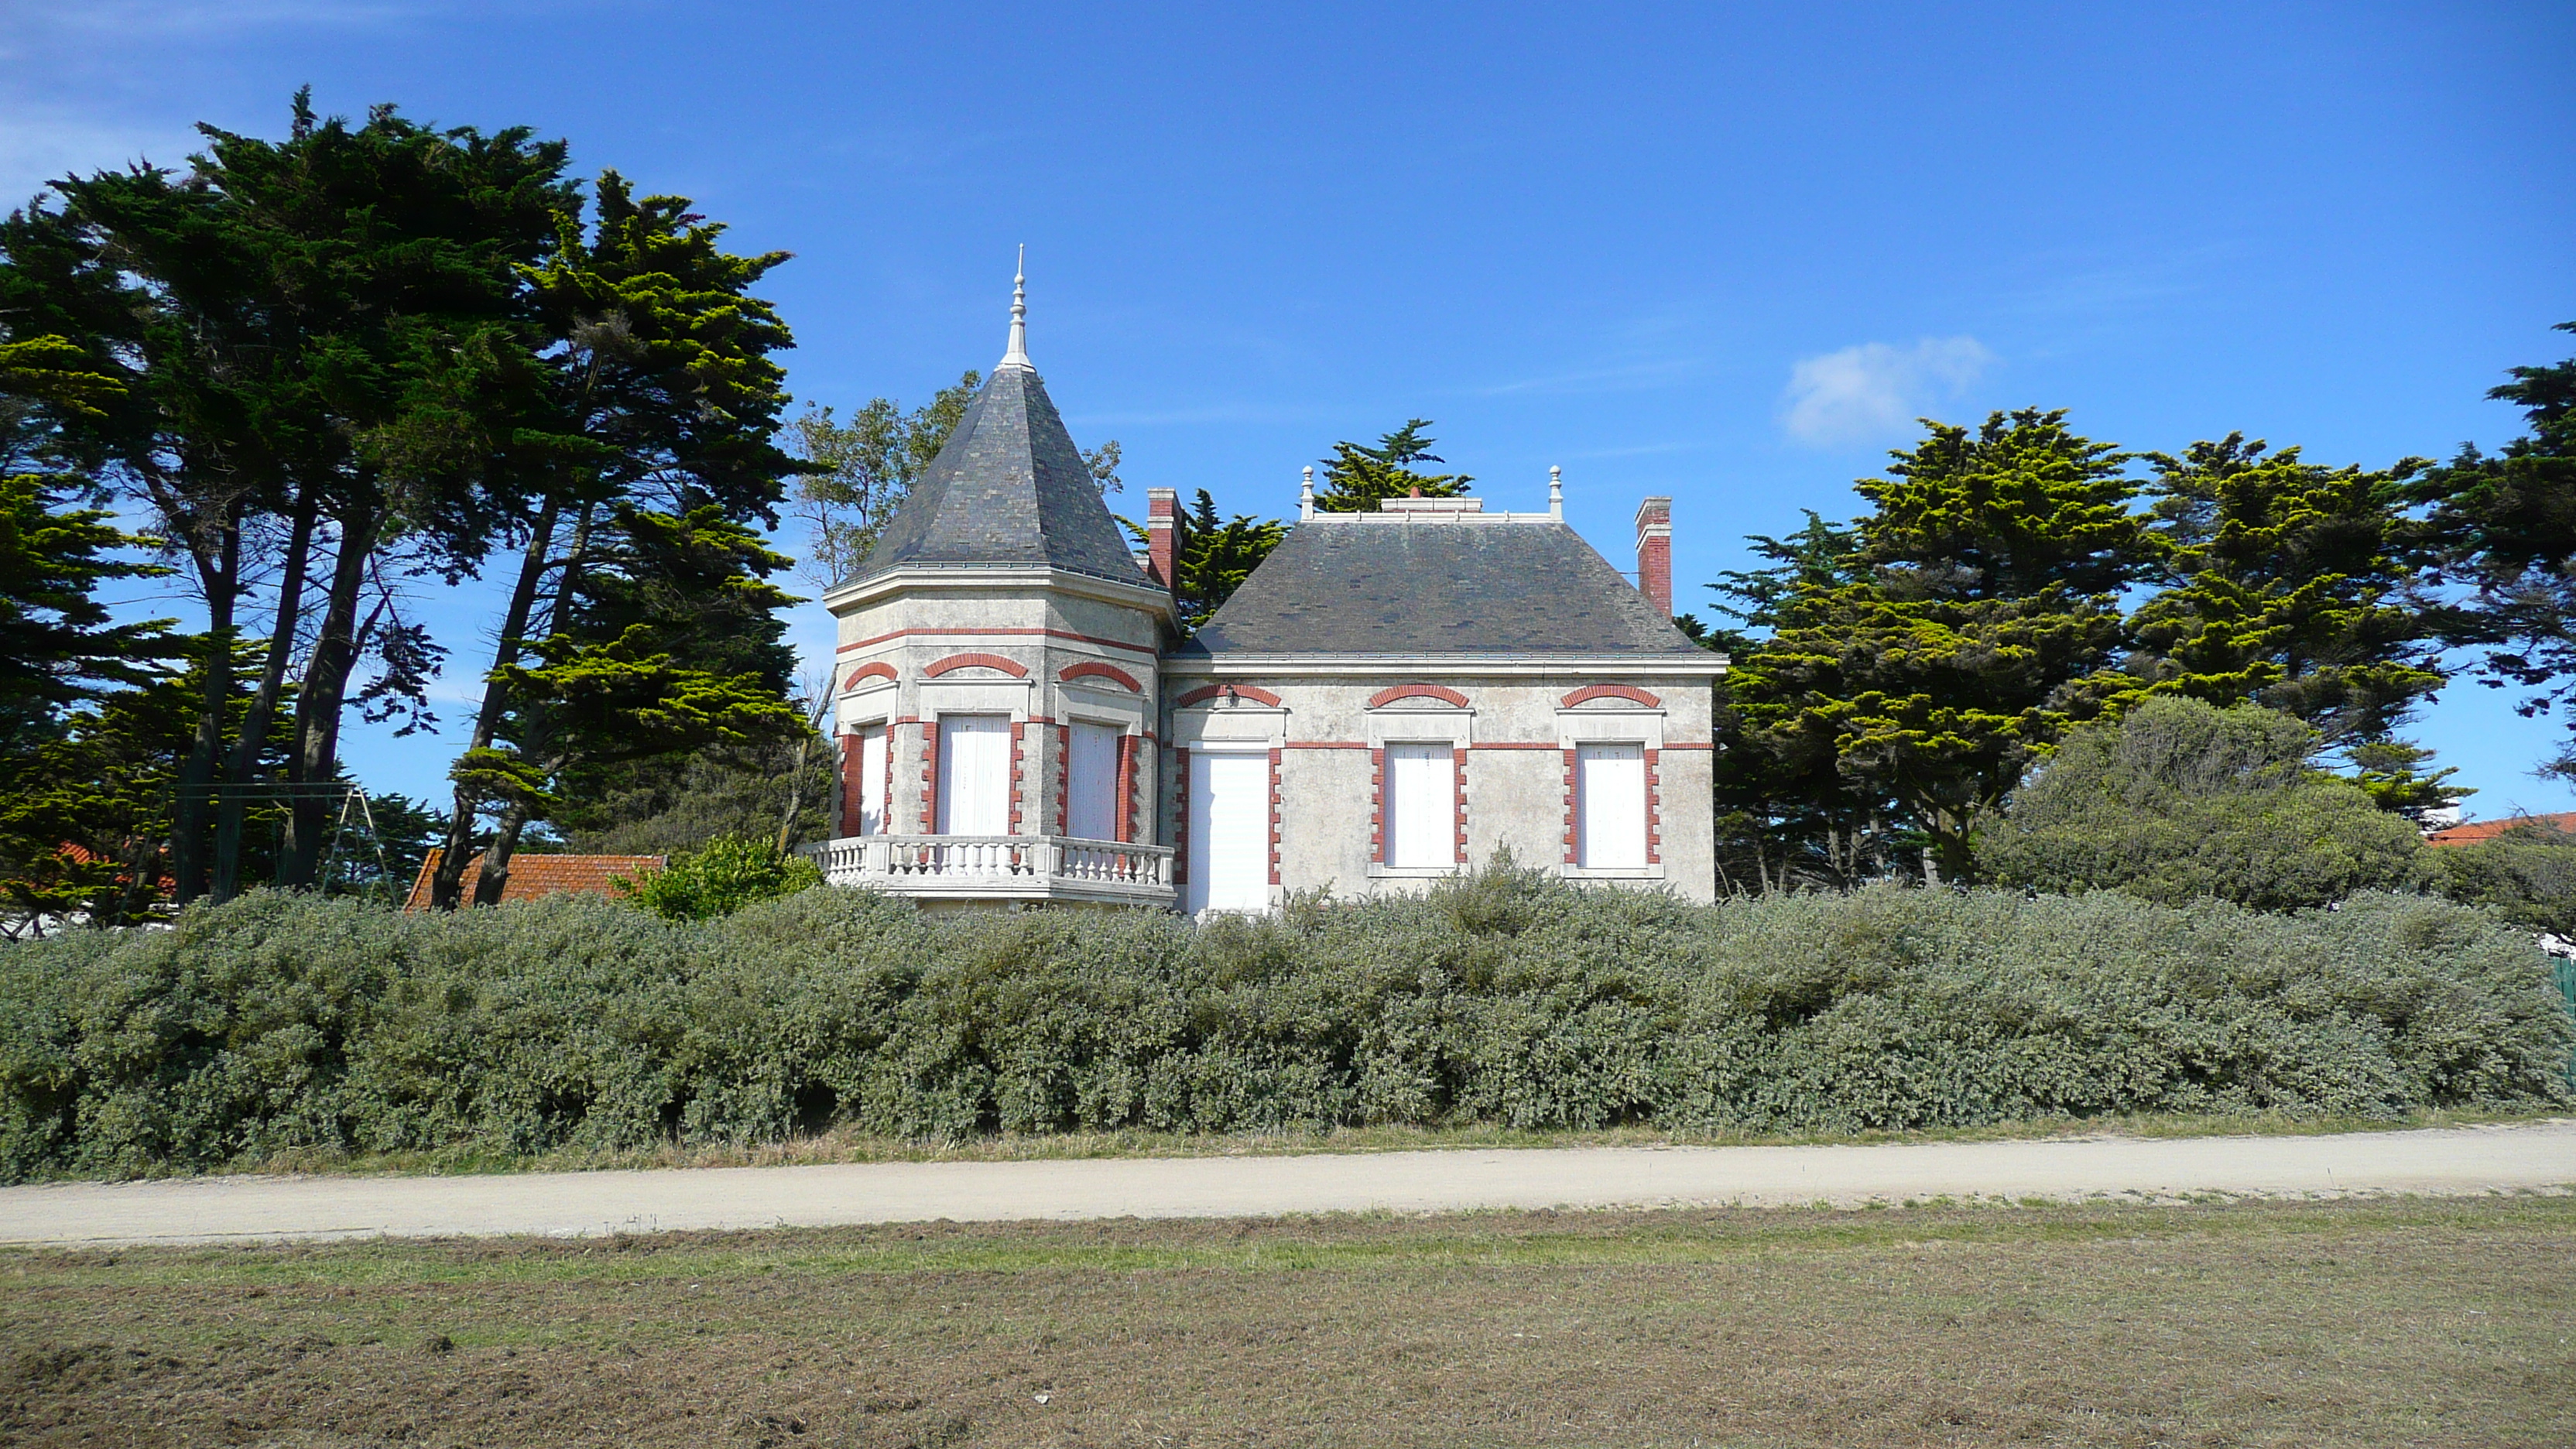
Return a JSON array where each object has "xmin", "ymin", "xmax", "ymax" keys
[
  {"xmin": 431, "ymin": 495, "xmax": 561, "ymax": 909},
  {"xmin": 169, "ymin": 509, "xmax": 241, "ymax": 905},
  {"xmin": 470, "ymin": 794, "xmax": 538, "ymax": 907},
  {"xmin": 214, "ymin": 497, "xmax": 316, "ymax": 902},
  {"xmin": 278, "ymin": 504, "xmax": 380, "ymax": 889},
  {"xmin": 461, "ymin": 505, "xmax": 593, "ymax": 908}
]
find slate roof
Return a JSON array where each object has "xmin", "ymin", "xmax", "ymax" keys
[
  {"xmin": 402, "ymin": 849, "xmax": 666, "ymax": 910},
  {"xmin": 1174, "ymin": 514, "xmax": 1710, "ymax": 658},
  {"xmin": 851, "ymin": 365, "xmax": 1143, "ymax": 585}
]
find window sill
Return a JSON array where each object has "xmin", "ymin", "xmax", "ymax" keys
[
  {"xmin": 1560, "ymin": 865, "xmax": 1667, "ymax": 881},
  {"xmin": 1366, "ymin": 863, "xmax": 1464, "ymax": 879}
]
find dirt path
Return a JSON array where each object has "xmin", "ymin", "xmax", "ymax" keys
[{"xmin": 3, "ymin": 1122, "xmax": 2568, "ymax": 1245}]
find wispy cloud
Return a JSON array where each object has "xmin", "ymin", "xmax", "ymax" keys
[
  {"xmin": 0, "ymin": 0, "xmax": 429, "ymax": 58},
  {"xmin": 1779, "ymin": 336, "xmax": 1994, "ymax": 447}
]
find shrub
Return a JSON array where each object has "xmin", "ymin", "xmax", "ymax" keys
[
  {"xmin": 2416, "ymin": 821, "xmax": 2576, "ymax": 940},
  {"xmin": 612, "ymin": 834, "xmax": 821, "ymax": 921},
  {"xmin": 1977, "ymin": 697, "xmax": 2421, "ymax": 909},
  {"xmin": 1, "ymin": 868, "xmax": 2566, "ymax": 1180}
]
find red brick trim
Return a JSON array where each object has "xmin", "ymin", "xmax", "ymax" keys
[
  {"xmin": 1369, "ymin": 683, "xmax": 1469, "ymax": 709},
  {"xmin": 1009, "ymin": 721, "xmax": 1030, "ymax": 834},
  {"xmin": 838, "ymin": 733, "xmax": 864, "ymax": 837},
  {"xmin": 1468, "ymin": 742, "xmax": 1559, "ymax": 750},
  {"xmin": 1560, "ymin": 683, "xmax": 1661, "ymax": 708},
  {"xmin": 842, "ymin": 661, "xmax": 897, "ymax": 690},
  {"xmin": 1171, "ymin": 746, "xmax": 1190, "ymax": 886},
  {"xmin": 1562, "ymin": 747, "xmax": 1580, "ymax": 865},
  {"xmin": 1176, "ymin": 683, "xmax": 1282, "ymax": 708},
  {"xmin": 920, "ymin": 721, "xmax": 939, "ymax": 833},
  {"xmin": 924, "ymin": 652, "xmax": 1030, "ymax": 679},
  {"xmin": 1269, "ymin": 748, "xmax": 1283, "ymax": 886},
  {"xmin": 1281, "ymin": 740, "xmax": 1370, "ymax": 749},
  {"xmin": 1370, "ymin": 747, "xmax": 1386, "ymax": 865},
  {"xmin": 838, "ymin": 627, "xmax": 1156, "ymax": 659},
  {"xmin": 1453, "ymin": 745, "xmax": 1468, "ymax": 866},
  {"xmin": 1057, "ymin": 660, "xmax": 1142, "ymax": 691},
  {"xmin": 1646, "ymin": 746, "xmax": 1663, "ymax": 865},
  {"xmin": 1115, "ymin": 733, "xmax": 1136, "ymax": 843},
  {"xmin": 1054, "ymin": 723, "xmax": 1070, "ymax": 835},
  {"xmin": 1660, "ymin": 742, "xmax": 1716, "ymax": 750}
]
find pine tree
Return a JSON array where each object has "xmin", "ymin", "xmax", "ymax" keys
[
  {"xmin": 2419, "ymin": 322, "xmax": 2576, "ymax": 778},
  {"xmin": 1715, "ymin": 411, "xmax": 2150, "ymax": 883},
  {"xmin": 2128, "ymin": 433, "xmax": 2444, "ymax": 743},
  {"xmin": 1312, "ymin": 420, "xmax": 1473, "ymax": 512},
  {"xmin": 426, "ymin": 170, "xmax": 802, "ymax": 907}
]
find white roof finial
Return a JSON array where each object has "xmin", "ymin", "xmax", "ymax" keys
[
  {"xmin": 1300, "ymin": 465, "xmax": 1315, "ymax": 520},
  {"xmin": 999, "ymin": 245, "xmax": 1032, "ymax": 372},
  {"xmin": 1549, "ymin": 464, "xmax": 1564, "ymax": 521}
]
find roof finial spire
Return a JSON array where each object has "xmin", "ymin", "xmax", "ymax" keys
[
  {"xmin": 1300, "ymin": 465, "xmax": 1315, "ymax": 520},
  {"xmin": 1549, "ymin": 464, "xmax": 1563, "ymax": 521},
  {"xmin": 999, "ymin": 245, "xmax": 1032, "ymax": 372}
]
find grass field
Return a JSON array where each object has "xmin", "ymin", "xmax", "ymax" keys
[{"xmin": 5, "ymin": 1195, "xmax": 2571, "ymax": 1447}]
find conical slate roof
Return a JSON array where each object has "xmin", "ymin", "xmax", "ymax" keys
[{"xmin": 852, "ymin": 362, "xmax": 1142, "ymax": 586}]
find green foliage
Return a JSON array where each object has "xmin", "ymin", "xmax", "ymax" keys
[
  {"xmin": 1853, "ymin": 409, "xmax": 2149, "ymax": 599},
  {"xmin": 2416, "ymin": 821, "xmax": 2576, "ymax": 940},
  {"xmin": 0, "ymin": 471, "xmax": 175, "ymax": 752},
  {"xmin": 558, "ymin": 726, "xmax": 833, "ymax": 858},
  {"xmin": 787, "ymin": 372, "xmax": 1122, "ymax": 588},
  {"xmin": 1977, "ymin": 697, "xmax": 2422, "ymax": 910},
  {"xmin": 1166, "ymin": 490, "xmax": 1287, "ymax": 629},
  {"xmin": 2129, "ymin": 434, "xmax": 2444, "ymax": 742},
  {"xmin": 1717, "ymin": 411, "xmax": 2146, "ymax": 882},
  {"xmin": 2418, "ymin": 322, "xmax": 2576, "ymax": 778},
  {"xmin": 469, "ymin": 506, "xmax": 804, "ymax": 827},
  {"xmin": 2, "ymin": 871, "xmax": 2566, "ymax": 1179},
  {"xmin": 611, "ymin": 834, "xmax": 821, "ymax": 922},
  {"xmin": 1313, "ymin": 419, "xmax": 1474, "ymax": 512},
  {"xmin": 783, "ymin": 371, "xmax": 980, "ymax": 587}
]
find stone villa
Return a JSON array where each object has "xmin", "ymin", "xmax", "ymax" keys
[{"xmin": 810, "ymin": 275, "xmax": 1724, "ymax": 911}]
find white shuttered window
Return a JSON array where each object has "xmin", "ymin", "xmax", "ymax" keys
[
  {"xmin": 1383, "ymin": 742, "xmax": 1457, "ymax": 869},
  {"xmin": 856, "ymin": 726, "xmax": 887, "ymax": 835},
  {"xmin": 1187, "ymin": 750, "xmax": 1268, "ymax": 913},
  {"xmin": 1068, "ymin": 722, "xmax": 1120, "ymax": 841},
  {"xmin": 1575, "ymin": 742, "xmax": 1647, "ymax": 869},
  {"xmin": 935, "ymin": 715, "xmax": 1012, "ymax": 835}
]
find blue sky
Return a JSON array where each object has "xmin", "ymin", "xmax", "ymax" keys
[{"xmin": 9, "ymin": 1, "xmax": 2573, "ymax": 815}]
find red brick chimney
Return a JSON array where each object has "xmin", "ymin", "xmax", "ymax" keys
[
  {"xmin": 1634, "ymin": 495, "xmax": 1673, "ymax": 618},
  {"xmin": 1146, "ymin": 487, "xmax": 1179, "ymax": 591}
]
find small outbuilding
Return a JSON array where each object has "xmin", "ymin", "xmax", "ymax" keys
[{"xmin": 402, "ymin": 850, "xmax": 666, "ymax": 910}]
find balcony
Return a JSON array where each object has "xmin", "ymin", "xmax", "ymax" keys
[{"xmin": 800, "ymin": 834, "xmax": 1177, "ymax": 908}]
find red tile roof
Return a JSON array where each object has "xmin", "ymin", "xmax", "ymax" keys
[
  {"xmin": 2422, "ymin": 812, "xmax": 2576, "ymax": 848},
  {"xmin": 402, "ymin": 848, "xmax": 666, "ymax": 910}
]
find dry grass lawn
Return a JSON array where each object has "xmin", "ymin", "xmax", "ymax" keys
[{"xmin": 4, "ymin": 1194, "xmax": 2571, "ymax": 1447}]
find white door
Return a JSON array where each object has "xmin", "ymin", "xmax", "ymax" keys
[
  {"xmin": 1383, "ymin": 742, "xmax": 1456, "ymax": 868},
  {"xmin": 1575, "ymin": 742, "xmax": 1647, "ymax": 869},
  {"xmin": 1187, "ymin": 750, "xmax": 1268, "ymax": 913},
  {"xmin": 1067, "ymin": 722, "xmax": 1121, "ymax": 841},
  {"xmin": 936, "ymin": 715, "xmax": 1012, "ymax": 835}
]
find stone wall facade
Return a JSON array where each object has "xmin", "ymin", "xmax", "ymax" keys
[
  {"xmin": 1156, "ymin": 670, "xmax": 1718, "ymax": 904},
  {"xmin": 826, "ymin": 567, "xmax": 1172, "ymax": 847}
]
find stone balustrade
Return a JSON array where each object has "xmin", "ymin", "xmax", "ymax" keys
[{"xmin": 800, "ymin": 834, "xmax": 1177, "ymax": 907}]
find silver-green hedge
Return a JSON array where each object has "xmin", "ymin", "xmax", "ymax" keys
[{"xmin": 2, "ymin": 868, "xmax": 2567, "ymax": 1179}]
